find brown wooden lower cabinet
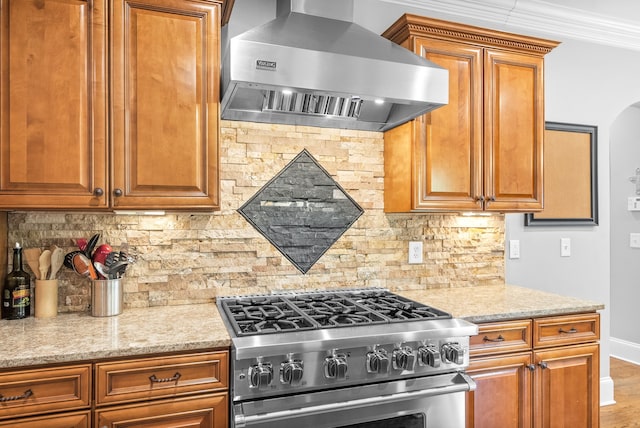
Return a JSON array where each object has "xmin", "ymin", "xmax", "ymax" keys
[
  {"xmin": 95, "ymin": 393, "xmax": 228, "ymax": 428},
  {"xmin": 0, "ymin": 349, "xmax": 229, "ymax": 428},
  {"xmin": 467, "ymin": 353, "xmax": 533, "ymax": 428},
  {"xmin": 534, "ymin": 343, "xmax": 600, "ymax": 428},
  {"xmin": 0, "ymin": 410, "xmax": 90, "ymax": 427},
  {"xmin": 467, "ymin": 313, "xmax": 600, "ymax": 428}
]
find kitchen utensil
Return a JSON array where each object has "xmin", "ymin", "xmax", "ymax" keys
[
  {"xmin": 104, "ymin": 251, "xmax": 120, "ymax": 269},
  {"xmin": 71, "ymin": 253, "xmax": 98, "ymax": 280},
  {"xmin": 24, "ymin": 247, "xmax": 42, "ymax": 279},
  {"xmin": 38, "ymin": 249, "xmax": 51, "ymax": 281},
  {"xmin": 106, "ymin": 260, "xmax": 129, "ymax": 279},
  {"xmin": 92, "ymin": 244, "xmax": 112, "ymax": 265},
  {"xmin": 75, "ymin": 238, "xmax": 88, "ymax": 253},
  {"xmin": 94, "ymin": 262, "xmax": 108, "ymax": 279},
  {"xmin": 64, "ymin": 250, "xmax": 82, "ymax": 270},
  {"xmin": 85, "ymin": 233, "xmax": 101, "ymax": 258},
  {"xmin": 49, "ymin": 246, "xmax": 64, "ymax": 280}
]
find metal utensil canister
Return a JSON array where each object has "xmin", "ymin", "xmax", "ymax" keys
[{"xmin": 91, "ymin": 278, "xmax": 122, "ymax": 317}]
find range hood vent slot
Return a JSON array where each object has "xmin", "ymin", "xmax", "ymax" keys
[{"xmin": 264, "ymin": 91, "xmax": 363, "ymax": 120}]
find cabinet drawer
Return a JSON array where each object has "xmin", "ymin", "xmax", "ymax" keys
[
  {"xmin": 533, "ymin": 313, "xmax": 600, "ymax": 348},
  {"xmin": 0, "ymin": 364, "xmax": 91, "ymax": 420},
  {"xmin": 0, "ymin": 410, "xmax": 90, "ymax": 428},
  {"xmin": 470, "ymin": 319, "xmax": 532, "ymax": 356},
  {"xmin": 95, "ymin": 351, "xmax": 228, "ymax": 406},
  {"xmin": 96, "ymin": 393, "xmax": 228, "ymax": 428}
]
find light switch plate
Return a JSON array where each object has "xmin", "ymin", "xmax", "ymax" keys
[
  {"xmin": 629, "ymin": 197, "xmax": 640, "ymax": 211},
  {"xmin": 561, "ymin": 238, "xmax": 571, "ymax": 257},
  {"xmin": 509, "ymin": 240, "xmax": 520, "ymax": 259},
  {"xmin": 631, "ymin": 233, "xmax": 640, "ymax": 249}
]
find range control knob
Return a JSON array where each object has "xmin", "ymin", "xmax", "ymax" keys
[
  {"xmin": 366, "ymin": 349, "xmax": 390, "ymax": 374},
  {"xmin": 280, "ymin": 360, "xmax": 304, "ymax": 385},
  {"xmin": 324, "ymin": 354, "xmax": 348, "ymax": 380},
  {"xmin": 442, "ymin": 342, "xmax": 465, "ymax": 365},
  {"xmin": 249, "ymin": 363, "xmax": 273, "ymax": 389},
  {"xmin": 393, "ymin": 346, "xmax": 416, "ymax": 371},
  {"xmin": 418, "ymin": 344, "xmax": 441, "ymax": 368}
]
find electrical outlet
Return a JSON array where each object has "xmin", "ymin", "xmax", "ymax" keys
[
  {"xmin": 408, "ymin": 241, "xmax": 423, "ymax": 264},
  {"xmin": 561, "ymin": 238, "xmax": 571, "ymax": 257},
  {"xmin": 509, "ymin": 240, "xmax": 520, "ymax": 259},
  {"xmin": 631, "ymin": 233, "xmax": 640, "ymax": 248}
]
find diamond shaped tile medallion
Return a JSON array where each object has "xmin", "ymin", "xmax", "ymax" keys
[{"xmin": 238, "ymin": 149, "xmax": 364, "ymax": 274}]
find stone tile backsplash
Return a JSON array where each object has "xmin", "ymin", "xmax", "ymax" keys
[{"xmin": 7, "ymin": 121, "xmax": 505, "ymax": 313}]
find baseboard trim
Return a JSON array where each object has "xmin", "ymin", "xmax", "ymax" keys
[
  {"xmin": 610, "ymin": 337, "xmax": 640, "ymax": 364},
  {"xmin": 600, "ymin": 376, "xmax": 615, "ymax": 406}
]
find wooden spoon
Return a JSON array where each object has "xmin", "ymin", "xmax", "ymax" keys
[
  {"xmin": 24, "ymin": 247, "xmax": 42, "ymax": 280},
  {"xmin": 49, "ymin": 246, "xmax": 64, "ymax": 280},
  {"xmin": 38, "ymin": 249, "xmax": 51, "ymax": 281}
]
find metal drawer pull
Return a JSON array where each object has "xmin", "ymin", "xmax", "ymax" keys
[
  {"xmin": 539, "ymin": 361, "xmax": 548, "ymax": 369},
  {"xmin": 149, "ymin": 372, "xmax": 182, "ymax": 383},
  {"xmin": 0, "ymin": 389, "xmax": 33, "ymax": 402},
  {"xmin": 483, "ymin": 334, "xmax": 505, "ymax": 342},
  {"xmin": 558, "ymin": 327, "xmax": 578, "ymax": 334}
]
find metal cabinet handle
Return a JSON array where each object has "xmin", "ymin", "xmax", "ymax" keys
[
  {"xmin": 149, "ymin": 372, "xmax": 182, "ymax": 383},
  {"xmin": 539, "ymin": 361, "xmax": 548, "ymax": 369},
  {"xmin": 559, "ymin": 327, "xmax": 578, "ymax": 334},
  {"xmin": 483, "ymin": 334, "xmax": 505, "ymax": 342},
  {"xmin": 476, "ymin": 196, "xmax": 486, "ymax": 202},
  {"xmin": 527, "ymin": 364, "xmax": 536, "ymax": 371},
  {"xmin": 93, "ymin": 188, "xmax": 104, "ymax": 197},
  {"xmin": 0, "ymin": 389, "xmax": 33, "ymax": 402},
  {"xmin": 113, "ymin": 188, "xmax": 124, "ymax": 197}
]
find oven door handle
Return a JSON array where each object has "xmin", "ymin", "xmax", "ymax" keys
[{"xmin": 235, "ymin": 373, "xmax": 476, "ymax": 427}]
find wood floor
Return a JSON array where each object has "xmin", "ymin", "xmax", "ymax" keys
[{"xmin": 601, "ymin": 357, "xmax": 640, "ymax": 427}]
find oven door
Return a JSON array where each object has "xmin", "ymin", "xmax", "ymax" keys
[{"xmin": 233, "ymin": 372, "xmax": 475, "ymax": 428}]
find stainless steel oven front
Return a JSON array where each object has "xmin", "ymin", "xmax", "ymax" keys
[{"xmin": 233, "ymin": 372, "xmax": 475, "ymax": 428}]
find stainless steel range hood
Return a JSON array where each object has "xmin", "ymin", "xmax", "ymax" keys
[{"xmin": 220, "ymin": 0, "xmax": 448, "ymax": 132}]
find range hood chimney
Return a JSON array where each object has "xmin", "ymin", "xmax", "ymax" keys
[{"xmin": 220, "ymin": 0, "xmax": 448, "ymax": 132}]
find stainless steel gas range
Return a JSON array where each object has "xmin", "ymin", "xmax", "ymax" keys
[{"xmin": 217, "ymin": 288, "xmax": 478, "ymax": 428}]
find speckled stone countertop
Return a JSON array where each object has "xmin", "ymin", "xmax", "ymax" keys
[
  {"xmin": 0, "ymin": 303, "xmax": 230, "ymax": 369},
  {"xmin": 0, "ymin": 285, "xmax": 604, "ymax": 369},
  {"xmin": 400, "ymin": 284, "xmax": 604, "ymax": 323}
]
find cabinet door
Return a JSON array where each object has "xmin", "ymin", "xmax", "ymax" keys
[
  {"xmin": 95, "ymin": 393, "xmax": 228, "ymax": 428},
  {"xmin": 467, "ymin": 353, "xmax": 533, "ymax": 428},
  {"xmin": 533, "ymin": 343, "xmax": 599, "ymax": 428},
  {"xmin": 111, "ymin": 0, "xmax": 220, "ymax": 210},
  {"xmin": 413, "ymin": 38, "xmax": 484, "ymax": 211},
  {"xmin": 483, "ymin": 49, "xmax": 544, "ymax": 212},
  {"xmin": 0, "ymin": 0, "xmax": 108, "ymax": 209}
]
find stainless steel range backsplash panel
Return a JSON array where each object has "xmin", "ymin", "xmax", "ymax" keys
[{"xmin": 237, "ymin": 149, "xmax": 364, "ymax": 274}]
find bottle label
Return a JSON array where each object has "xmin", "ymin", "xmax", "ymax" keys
[{"xmin": 11, "ymin": 288, "xmax": 30, "ymax": 308}]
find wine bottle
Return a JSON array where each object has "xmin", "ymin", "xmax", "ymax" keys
[{"xmin": 1, "ymin": 242, "xmax": 31, "ymax": 320}]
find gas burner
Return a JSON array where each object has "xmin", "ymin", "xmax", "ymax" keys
[{"xmin": 347, "ymin": 291, "xmax": 450, "ymax": 323}]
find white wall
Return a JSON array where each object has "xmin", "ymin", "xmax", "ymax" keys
[{"xmin": 610, "ymin": 106, "xmax": 640, "ymax": 360}]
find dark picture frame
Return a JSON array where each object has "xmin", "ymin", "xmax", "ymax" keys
[{"xmin": 525, "ymin": 122, "xmax": 598, "ymax": 226}]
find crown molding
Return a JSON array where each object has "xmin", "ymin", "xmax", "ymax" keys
[{"xmin": 379, "ymin": 0, "xmax": 640, "ymax": 51}]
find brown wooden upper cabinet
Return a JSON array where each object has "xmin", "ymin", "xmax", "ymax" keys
[
  {"xmin": 383, "ymin": 15, "xmax": 559, "ymax": 213},
  {"xmin": 0, "ymin": 0, "xmax": 222, "ymax": 211}
]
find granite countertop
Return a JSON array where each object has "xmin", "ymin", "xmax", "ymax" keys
[
  {"xmin": 0, "ymin": 285, "xmax": 604, "ymax": 369},
  {"xmin": 399, "ymin": 284, "xmax": 604, "ymax": 323},
  {"xmin": 0, "ymin": 303, "xmax": 230, "ymax": 369}
]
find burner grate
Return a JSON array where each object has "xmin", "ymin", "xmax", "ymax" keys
[{"xmin": 219, "ymin": 289, "xmax": 452, "ymax": 336}]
